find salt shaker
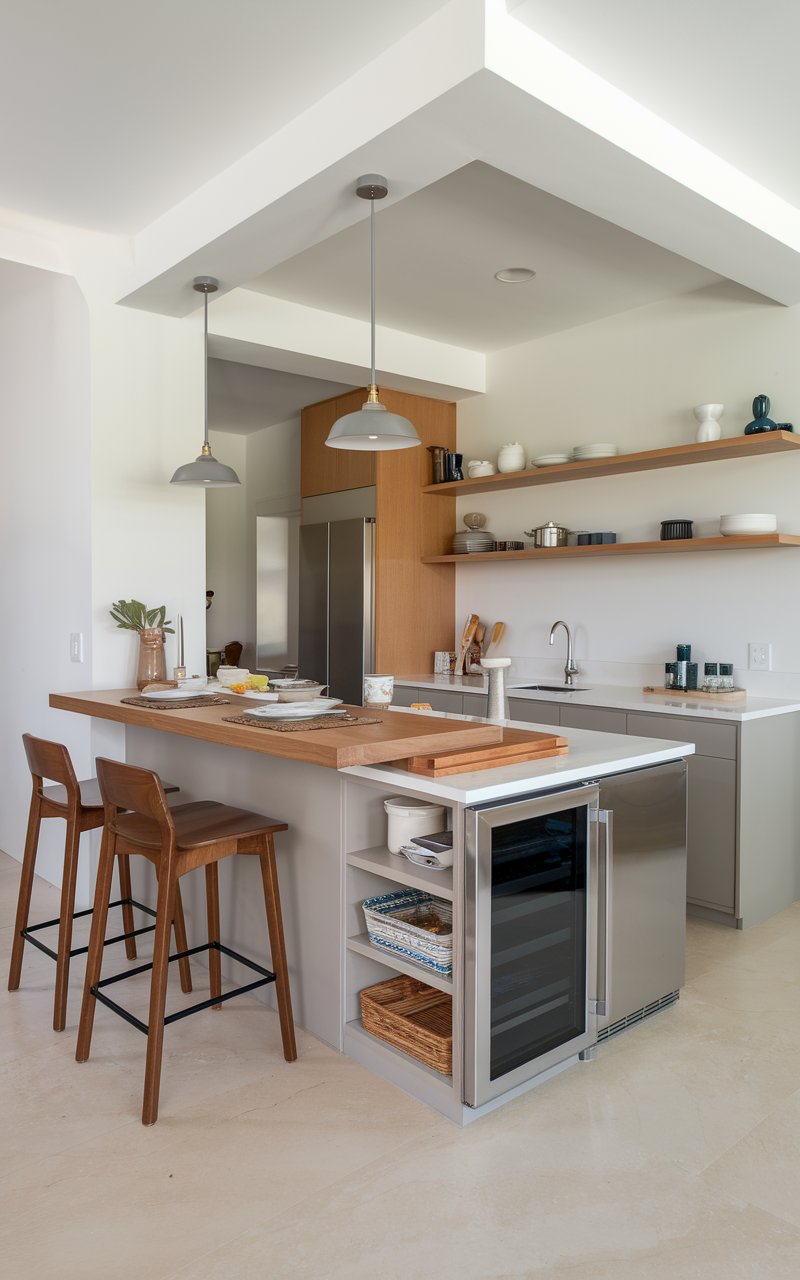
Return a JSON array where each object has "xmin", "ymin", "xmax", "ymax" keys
[{"xmin": 481, "ymin": 657, "xmax": 511, "ymax": 721}]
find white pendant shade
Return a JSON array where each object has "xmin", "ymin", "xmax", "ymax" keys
[
  {"xmin": 170, "ymin": 448, "xmax": 241, "ymax": 485},
  {"xmin": 326, "ymin": 398, "xmax": 420, "ymax": 450},
  {"xmin": 326, "ymin": 175, "xmax": 420, "ymax": 452}
]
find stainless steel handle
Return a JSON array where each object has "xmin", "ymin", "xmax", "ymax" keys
[{"xmin": 590, "ymin": 808, "xmax": 613, "ymax": 1018}]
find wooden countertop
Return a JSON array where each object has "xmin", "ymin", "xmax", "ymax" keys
[{"xmin": 49, "ymin": 689, "xmax": 503, "ymax": 769}]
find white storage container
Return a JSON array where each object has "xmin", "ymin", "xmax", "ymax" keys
[{"xmin": 383, "ymin": 796, "xmax": 446, "ymax": 854}]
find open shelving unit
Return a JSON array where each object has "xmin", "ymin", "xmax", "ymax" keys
[
  {"xmin": 422, "ymin": 533, "xmax": 800, "ymax": 565},
  {"xmin": 342, "ymin": 775, "xmax": 465, "ymax": 1119},
  {"xmin": 422, "ymin": 432, "xmax": 800, "ymax": 498}
]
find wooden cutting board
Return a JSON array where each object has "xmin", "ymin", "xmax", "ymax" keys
[
  {"xmin": 403, "ymin": 726, "xmax": 568, "ymax": 776},
  {"xmin": 642, "ymin": 685, "xmax": 747, "ymax": 704}
]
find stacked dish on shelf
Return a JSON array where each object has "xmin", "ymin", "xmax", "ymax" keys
[
  {"xmin": 530, "ymin": 452, "xmax": 569, "ymax": 467},
  {"xmin": 452, "ymin": 511, "xmax": 497, "ymax": 553},
  {"xmin": 572, "ymin": 443, "xmax": 619, "ymax": 460},
  {"xmin": 719, "ymin": 513, "xmax": 777, "ymax": 536}
]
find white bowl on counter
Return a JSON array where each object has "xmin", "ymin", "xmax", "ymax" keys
[
  {"xmin": 271, "ymin": 679, "xmax": 328, "ymax": 702},
  {"xmin": 719, "ymin": 513, "xmax": 777, "ymax": 535}
]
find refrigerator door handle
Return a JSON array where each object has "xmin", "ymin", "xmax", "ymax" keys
[{"xmin": 590, "ymin": 808, "xmax": 613, "ymax": 1018}]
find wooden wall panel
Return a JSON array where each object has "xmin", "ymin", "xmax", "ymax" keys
[
  {"xmin": 374, "ymin": 388, "xmax": 456, "ymax": 676},
  {"xmin": 301, "ymin": 390, "xmax": 376, "ymax": 497}
]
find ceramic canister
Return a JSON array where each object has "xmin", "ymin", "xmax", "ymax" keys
[{"xmin": 497, "ymin": 442, "xmax": 526, "ymax": 473}]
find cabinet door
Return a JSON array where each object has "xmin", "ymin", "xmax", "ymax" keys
[
  {"xmin": 424, "ymin": 689, "xmax": 464, "ymax": 714},
  {"xmin": 462, "ymin": 691, "xmax": 488, "ymax": 718},
  {"xmin": 559, "ymin": 705, "xmax": 627, "ymax": 735},
  {"xmin": 301, "ymin": 393, "xmax": 376, "ymax": 497},
  {"xmin": 686, "ymin": 755, "xmax": 737, "ymax": 912},
  {"xmin": 391, "ymin": 685, "xmax": 419, "ymax": 708},
  {"xmin": 507, "ymin": 697, "xmax": 561, "ymax": 727},
  {"xmin": 626, "ymin": 712, "xmax": 737, "ymax": 760}
]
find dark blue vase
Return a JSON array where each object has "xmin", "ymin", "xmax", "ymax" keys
[{"xmin": 744, "ymin": 393, "xmax": 778, "ymax": 434}]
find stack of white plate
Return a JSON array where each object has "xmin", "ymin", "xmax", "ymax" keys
[
  {"xmin": 531, "ymin": 453, "xmax": 570, "ymax": 466},
  {"xmin": 452, "ymin": 529, "xmax": 497, "ymax": 553},
  {"xmin": 719, "ymin": 513, "xmax": 777, "ymax": 536},
  {"xmin": 572, "ymin": 443, "xmax": 619, "ymax": 460}
]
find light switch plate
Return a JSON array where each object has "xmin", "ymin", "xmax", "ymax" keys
[
  {"xmin": 748, "ymin": 642, "xmax": 771, "ymax": 670},
  {"xmin": 70, "ymin": 632, "xmax": 84, "ymax": 663}
]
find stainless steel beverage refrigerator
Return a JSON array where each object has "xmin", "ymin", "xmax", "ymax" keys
[{"xmin": 298, "ymin": 516, "xmax": 376, "ymax": 706}]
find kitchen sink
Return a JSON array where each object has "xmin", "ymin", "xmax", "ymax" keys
[{"xmin": 513, "ymin": 684, "xmax": 593, "ymax": 693}]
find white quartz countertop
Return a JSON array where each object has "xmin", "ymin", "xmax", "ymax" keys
[
  {"xmin": 395, "ymin": 674, "xmax": 800, "ymax": 723},
  {"xmin": 344, "ymin": 706, "xmax": 695, "ymax": 803}
]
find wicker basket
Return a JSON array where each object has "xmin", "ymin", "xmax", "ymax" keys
[
  {"xmin": 361, "ymin": 888, "xmax": 453, "ymax": 976},
  {"xmin": 359, "ymin": 975, "xmax": 452, "ymax": 1075}
]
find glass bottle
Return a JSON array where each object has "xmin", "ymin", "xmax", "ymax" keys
[{"xmin": 136, "ymin": 627, "xmax": 167, "ymax": 690}]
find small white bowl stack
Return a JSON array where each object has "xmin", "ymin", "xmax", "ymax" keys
[{"xmin": 719, "ymin": 514, "xmax": 777, "ymax": 537}]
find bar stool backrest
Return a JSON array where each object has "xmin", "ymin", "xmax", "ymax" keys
[
  {"xmin": 22, "ymin": 734, "xmax": 79, "ymax": 800},
  {"xmin": 95, "ymin": 758, "xmax": 175, "ymax": 843}
]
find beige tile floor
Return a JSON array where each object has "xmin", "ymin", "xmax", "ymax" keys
[{"xmin": 2, "ymin": 848, "xmax": 799, "ymax": 1280}]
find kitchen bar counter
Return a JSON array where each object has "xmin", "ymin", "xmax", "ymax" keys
[
  {"xmin": 50, "ymin": 688, "xmax": 694, "ymax": 1122},
  {"xmin": 48, "ymin": 688, "xmax": 503, "ymax": 768}
]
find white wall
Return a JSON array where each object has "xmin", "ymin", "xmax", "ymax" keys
[
  {"xmin": 455, "ymin": 282, "xmax": 800, "ymax": 692},
  {"xmin": 0, "ymin": 262, "xmax": 94, "ymax": 889}
]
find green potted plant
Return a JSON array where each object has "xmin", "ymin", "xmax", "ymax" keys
[{"xmin": 109, "ymin": 600, "xmax": 174, "ymax": 690}]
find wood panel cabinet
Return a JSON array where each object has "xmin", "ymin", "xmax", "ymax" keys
[
  {"xmin": 301, "ymin": 390, "xmax": 376, "ymax": 496},
  {"xmin": 301, "ymin": 386, "xmax": 457, "ymax": 676}
]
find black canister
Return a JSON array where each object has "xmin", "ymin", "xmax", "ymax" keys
[
  {"xmin": 445, "ymin": 452, "xmax": 464, "ymax": 481},
  {"xmin": 661, "ymin": 520, "xmax": 693, "ymax": 540}
]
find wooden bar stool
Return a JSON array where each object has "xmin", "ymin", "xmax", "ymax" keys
[
  {"xmin": 76, "ymin": 757, "xmax": 296, "ymax": 1126},
  {"xmin": 7, "ymin": 734, "xmax": 190, "ymax": 1031}
]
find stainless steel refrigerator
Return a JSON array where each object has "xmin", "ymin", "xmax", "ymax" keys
[{"xmin": 298, "ymin": 517, "xmax": 375, "ymax": 705}]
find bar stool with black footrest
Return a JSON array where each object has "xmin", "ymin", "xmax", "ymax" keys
[
  {"xmin": 8, "ymin": 734, "xmax": 189, "ymax": 1031},
  {"xmin": 76, "ymin": 757, "xmax": 297, "ymax": 1126}
]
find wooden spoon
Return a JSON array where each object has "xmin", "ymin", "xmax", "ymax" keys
[
  {"xmin": 484, "ymin": 621, "xmax": 506, "ymax": 656},
  {"xmin": 455, "ymin": 613, "xmax": 480, "ymax": 675}
]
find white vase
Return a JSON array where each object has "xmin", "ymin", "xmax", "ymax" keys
[
  {"xmin": 693, "ymin": 403, "xmax": 724, "ymax": 443},
  {"xmin": 497, "ymin": 442, "xmax": 526, "ymax": 473}
]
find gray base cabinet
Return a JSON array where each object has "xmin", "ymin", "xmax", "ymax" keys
[{"xmin": 395, "ymin": 683, "xmax": 800, "ymax": 927}]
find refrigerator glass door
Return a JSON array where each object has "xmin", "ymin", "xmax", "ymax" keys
[
  {"xmin": 298, "ymin": 522, "xmax": 330, "ymax": 688},
  {"xmin": 465, "ymin": 786, "xmax": 600, "ymax": 1107}
]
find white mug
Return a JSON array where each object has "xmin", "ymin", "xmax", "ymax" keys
[{"xmin": 364, "ymin": 674, "xmax": 394, "ymax": 707}]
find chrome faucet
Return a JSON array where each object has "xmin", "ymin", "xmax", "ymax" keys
[{"xmin": 549, "ymin": 620, "xmax": 579, "ymax": 686}]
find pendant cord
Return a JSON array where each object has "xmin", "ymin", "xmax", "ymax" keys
[
  {"xmin": 203, "ymin": 287, "xmax": 209, "ymax": 448},
  {"xmin": 370, "ymin": 196, "xmax": 376, "ymax": 386}
]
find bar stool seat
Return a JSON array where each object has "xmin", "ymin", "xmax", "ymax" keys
[
  {"xmin": 76, "ymin": 758, "xmax": 297, "ymax": 1125},
  {"xmin": 8, "ymin": 734, "xmax": 188, "ymax": 1032}
]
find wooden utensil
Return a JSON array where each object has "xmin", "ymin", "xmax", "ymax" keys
[
  {"xmin": 484, "ymin": 621, "xmax": 505, "ymax": 656},
  {"xmin": 455, "ymin": 613, "xmax": 480, "ymax": 675},
  {"xmin": 470, "ymin": 622, "xmax": 487, "ymax": 671}
]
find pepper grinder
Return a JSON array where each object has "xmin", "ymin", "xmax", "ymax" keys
[{"xmin": 481, "ymin": 657, "xmax": 511, "ymax": 721}]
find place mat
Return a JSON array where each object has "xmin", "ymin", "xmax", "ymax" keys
[
  {"xmin": 222, "ymin": 712, "xmax": 382, "ymax": 733},
  {"xmin": 121, "ymin": 695, "xmax": 232, "ymax": 710}
]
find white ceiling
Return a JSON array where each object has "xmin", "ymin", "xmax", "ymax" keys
[
  {"xmin": 512, "ymin": 0, "xmax": 800, "ymax": 207},
  {"xmin": 4, "ymin": 0, "xmax": 800, "ymax": 377},
  {"xmin": 248, "ymin": 163, "xmax": 723, "ymax": 350},
  {"xmin": 208, "ymin": 359, "xmax": 353, "ymax": 435},
  {"xmin": 0, "ymin": 0, "xmax": 447, "ymax": 233}
]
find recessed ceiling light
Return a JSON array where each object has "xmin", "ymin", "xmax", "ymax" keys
[{"xmin": 494, "ymin": 267, "xmax": 536, "ymax": 283}]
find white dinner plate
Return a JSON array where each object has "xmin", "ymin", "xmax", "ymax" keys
[
  {"xmin": 222, "ymin": 688, "xmax": 279, "ymax": 702},
  {"xmin": 244, "ymin": 699, "xmax": 344, "ymax": 720},
  {"xmin": 141, "ymin": 688, "xmax": 212, "ymax": 701},
  {"xmin": 532, "ymin": 453, "xmax": 570, "ymax": 466}
]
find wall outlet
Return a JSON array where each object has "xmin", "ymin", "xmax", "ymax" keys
[
  {"xmin": 748, "ymin": 642, "xmax": 772, "ymax": 671},
  {"xmin": 69, "ymin": 632, "xmax": 84, "ymax": 663}
]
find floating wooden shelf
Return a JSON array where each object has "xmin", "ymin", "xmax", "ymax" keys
[
  {"xmin": 423, "ymin": 432, "xmax": 800, "ymax": 497},
  {"xmin": 422, "ymin": 534, "xmax": 800, "ymax": 564}
]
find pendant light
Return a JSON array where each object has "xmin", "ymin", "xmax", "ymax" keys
[
  {"xmin": 326, "ymin": 175, "xmax": 420, "ymax": 451},
  {"xmin": 170, "ymin": 276, "xmax": 241, "ymax": 486}
]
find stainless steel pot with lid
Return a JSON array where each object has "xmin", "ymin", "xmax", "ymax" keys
[{"xmin": 524, "ymin": 521, "xmax": 570, "ymax": 548}]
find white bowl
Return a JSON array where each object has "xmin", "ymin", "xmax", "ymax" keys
[
  {"xmin": 217, "ymin": 669, "xmax": 250, "ymax": 686},
  {"xmin": 719, "ymin": 513, "xmax": 777, "ymax": 535},
  {"xmin": 275, "ymin": 682, "xmax": 327, "ymax": 702}
]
